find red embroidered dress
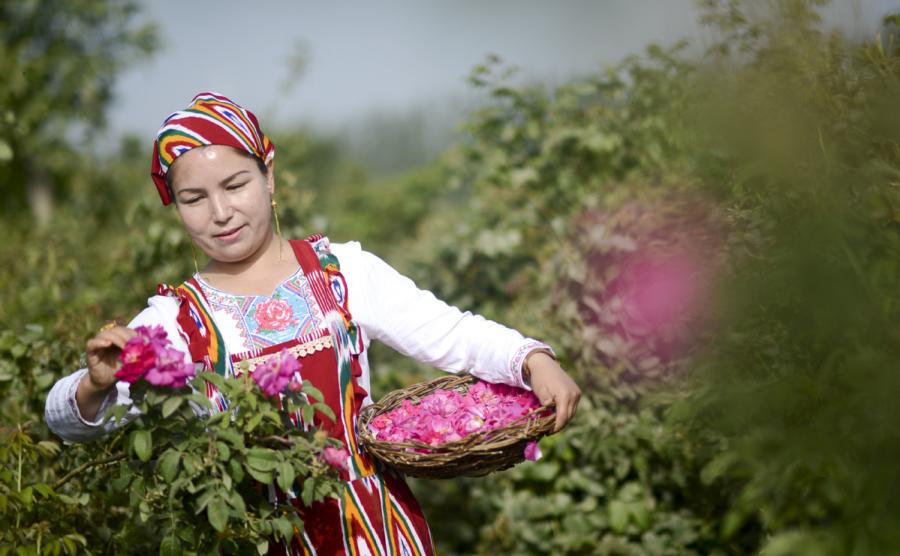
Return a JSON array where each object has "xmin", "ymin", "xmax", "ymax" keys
[{"xmin": 169, "ymin": 237, "xmax": 435, "ymax": 556}]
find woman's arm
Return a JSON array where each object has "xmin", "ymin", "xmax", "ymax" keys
[
  {"xmin": 44, "ymin": 295, "xmax": 189, "ymax": 442},
  {"xmin": 333, "ymin": 241, "xmax": 581, "ymax": 430}
]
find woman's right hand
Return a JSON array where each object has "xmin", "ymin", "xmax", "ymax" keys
[{"xmin": 84, "ymin": 325, "xmax": 137, "ymax": 391}]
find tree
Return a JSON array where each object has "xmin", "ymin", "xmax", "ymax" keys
[{"xmin": 0, "ymin": 0, "xmax": 157, "ymax": 224}]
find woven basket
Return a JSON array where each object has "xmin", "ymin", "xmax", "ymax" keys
[{"xmin": 357, "ymin": 374, "xmax": 555, "ymax": 479}]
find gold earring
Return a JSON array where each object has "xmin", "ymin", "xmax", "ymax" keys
[
  {"xmin": 271, "ymin": 197, "xmax": 282, "ymax": 238},
  {"xmin": 271, "ymin": 196, "xmax": 284, "ymax": 260},
  {"xmin": 189, "ymin": 241, "xmax": 200, "ymax": 276}
]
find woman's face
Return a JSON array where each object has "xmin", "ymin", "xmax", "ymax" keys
[{"xmin": 169, "ymin": 145, "xmax": 275, "ymax": 264}]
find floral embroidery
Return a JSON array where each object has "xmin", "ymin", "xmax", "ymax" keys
[
  {"xmin": 252, "ymin": 298, "xmax": 295, "ymax": 331},
  {"xmin": 510, "ymin": 340, "xmax": 555, "ymax": 385},
  {"xmin": 197, "ymin": 268, "xmax": 324, "ymax": 350}
]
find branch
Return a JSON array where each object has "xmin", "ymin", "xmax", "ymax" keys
[
  {"xmin": 53, "ymin": 453, "xmax": 127, "ymax": 490},
  {"xmin": 255, "ymin": 435, "xmax": 295, "ymax": 448}
]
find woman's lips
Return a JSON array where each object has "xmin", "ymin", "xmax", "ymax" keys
[{"xmin": 214, "ymin": 225, "xmax": 245, "ymax": 242}]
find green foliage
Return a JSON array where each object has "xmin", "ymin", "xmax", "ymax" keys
[
  {"xmin": 391, "ymin": 2, "xmax": 900, "ymax": 554},
  {"xmin": 2, "ymin": 364, "xmax": 344, "ymax": 554}
]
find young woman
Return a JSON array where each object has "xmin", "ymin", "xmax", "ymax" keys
[{"xmin": 45, "ymin": 91, "xmax": 581, "ymax": 555}]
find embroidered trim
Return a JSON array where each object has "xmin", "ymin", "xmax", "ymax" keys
[
  {"xmin": 510, "ymin": 340, "xmax": 556, "ymax": 384},
  {"xmin": 237, "ymin": 335, "xmax": 334, "ymax": 374}
]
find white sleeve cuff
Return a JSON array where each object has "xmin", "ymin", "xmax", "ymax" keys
[{"xmin": 508, "ymin": 340, "xmax": 556, "ymax": 391}]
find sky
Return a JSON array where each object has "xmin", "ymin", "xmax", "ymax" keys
[{"xmin": 110, "ymin": 0, "xmax": 899, "ymax": 142}]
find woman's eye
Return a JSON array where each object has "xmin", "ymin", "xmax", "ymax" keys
[
  {"xmin": 184, "ymin": 196, "xmax": 203, "ymax": 204},
  {"xmin": 227, "ymin": 183, "xmax": 246, "ymax": 190}
]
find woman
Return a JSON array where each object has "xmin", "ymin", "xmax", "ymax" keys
[{"xmin": 45, "ymin": 91, "xmax": 581, "ymax": 555}]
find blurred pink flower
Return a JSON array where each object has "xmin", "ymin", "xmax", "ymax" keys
[
  {"xmin": 524, "ymin": 441, "xmax": 542, "ymax": 461},
  {"xmin": 252, "ymin": 349, "xmax": 302, "ymax": 398},
  {"xmin": 321, "ymin": 446, "xmax": 350, "ymax": 471}
]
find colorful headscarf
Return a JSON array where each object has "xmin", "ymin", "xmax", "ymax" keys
[{"xmin": 150, "ymin": 91, "xmax": 275, "ymax": 205}]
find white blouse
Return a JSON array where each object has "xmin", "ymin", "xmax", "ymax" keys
[{"xmin": 44, "ymin": 240, "xmax": 551, "ymax": 442}]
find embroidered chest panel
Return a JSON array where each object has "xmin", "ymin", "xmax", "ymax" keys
[{"xmin": 199, "ymin": 268, "xmax": 326, "ymax": 350}]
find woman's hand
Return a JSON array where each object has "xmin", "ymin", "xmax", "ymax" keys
[
  {"xmin": 76, "ymin": 325, "xmax": 136, "ymax": 421},
  {"xmin": 525, "ymin": 351, "xmax": 582, "ymax": 433}
]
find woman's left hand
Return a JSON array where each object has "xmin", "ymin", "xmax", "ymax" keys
[{"xmin": 525, "ymin": 352, "xmax": 582, "ymax": 433}]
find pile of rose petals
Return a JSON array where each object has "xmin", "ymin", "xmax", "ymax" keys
[{"xmin": 368, "ymin": 381, "xmax": 547, "ymax": 460}]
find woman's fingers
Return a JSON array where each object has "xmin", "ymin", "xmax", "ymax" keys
[
  {"xmin": 553, "ymin": 388, "xmax": 581, "ymax": 432},
  {"xmin": 87, "ymin": 326, "xmax": 135, "ymax": 354}
]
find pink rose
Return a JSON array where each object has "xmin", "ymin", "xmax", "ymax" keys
[
  {"xmin": 254, "ymin": 298, "xmax": 295, "ymax": 331},
  {"xmin": 321, "ymin": 446, "xmax": 350, "ymax": 471},
  {"xmin": 115, "ymin": 326, "xmax": 195, "ymax": 388},
  {"xmin": 524, "ymin": 440, "xmax": 542, "ymax": 461},
  {"xmin": 143, "ymin": 346, "xmax": 196, "ymax": 388},
  {"xmin": 252, "ymin": 349, "xmax": 302, "ymax": 398},
  {"xmin": 115, "ymin": 337, "xmax": 156, "ymax": 383}
]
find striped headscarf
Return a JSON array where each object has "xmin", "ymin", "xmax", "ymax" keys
[{"xmin": 150, "ymin": 91, "xmax": 275, "ymax": 205}]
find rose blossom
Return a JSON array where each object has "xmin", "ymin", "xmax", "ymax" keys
[
  {"xmin": 115, "ymin": 325, "xmax": 195, "ymax": 388},
  {"xmin": 252, "ymin": 349, "xmax": 302, "ymax": 398},
  {"xmin": 254, "ymin": 298, "xmax": 295, "ymax": 331},
  {"xmin": 321, "ymin": 446, "xmax": 350, "ymax": 471}
]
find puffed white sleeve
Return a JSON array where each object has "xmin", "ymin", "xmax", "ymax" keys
[
  {"xmin": 331, "ymin": 241, "xmax": 554, "ymax": 390},
  {"xmin": 44, "ymin": 294, "xmax": 190, "ymax": 443}
]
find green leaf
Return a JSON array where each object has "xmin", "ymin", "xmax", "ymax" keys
[
  {"xmin": 244, "ymin": 413, "xmax": 263, "ymax": 433},
  {"xmin": 33, "ymin": 483, "xmax": 53, "ymax": 498},
  {"xmin": 157, "ymin": 450, "xmax": 180, "ymax": 483},
  {"xmin": 159, "ymin": 535, "xmax": 180, "ymax": 556},
  {"xmin": 216, "ymin": 441, "xmax": 231, "ymax": 461},
  {"xmin": 225, "ymin": 489, "xmax": 246, "ymax": 517},
  {"xmin": 256, "ymin": 540, "xmax": 270, "ymax": 555},
  {"xmin": 245, "ymin": 466, "xmax": 273, "ymax": 484},
  {"xmin": 273, "ymin": 517, "xmax": 295, "ymax": 541},
  {"xmin": 132, "ymin": 430, "xmax": 152, "ymax": 462},
  {"xmin": 315, "ymin": 403, "xmax": 336, "ymax": 422},
  {"xmin": 207, "ymin": 496, "xmax": 229, "ymax": 532},
  {"xmin": 199, "ymin": 371, "xmax": 226, "ymax": 390},
  {"xmin": 229, "ymin": 458, "xmax": 245, "ymax": 483},
  {"xmin": 217, "ymin": 429, "xmax": 245, "ymax": 449},
  {"xmin": 608, "ymin": 500, "xmax": 628, "ymax": 533},
  {"xmin": 246, "ymin": 447, "xmax": 280, "ymax": 471},
  {"xmin": 302, "ymin": 382, "xmax": 324, "ymax": 403},
  {"xmin": 162, "ymin": 396, "xmax": 183, "ymax": 418},
  {"xmin": 301, "ymin": 404, "xmax": 314, "ymax": 425},
  {"xmin": 301, "ymin": 478, "xmax": 316, "ymax": 507},
  {"xmin": 277, "ymin": 461, "xmax": 295, "ymax": 493},
  {"xmin": 0, "ymin": 140, "xmax": 12, "ymax": 162}
]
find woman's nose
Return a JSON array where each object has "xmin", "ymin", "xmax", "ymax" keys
[{"xmin": 209, "ymin": 193, "xmax": 233, "ymax": 223}]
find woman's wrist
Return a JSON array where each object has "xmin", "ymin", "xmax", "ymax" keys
[
  {"xmin": 78, "ymin": 371, "xmax": 115, "ymax": 399},
  {"xmin": 522, "ymin": 349, "xmax": 557, "ymax": 387}
]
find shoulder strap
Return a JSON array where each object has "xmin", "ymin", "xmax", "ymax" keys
[
  {"xmin": 291, "ymin": 236, "xmax": 362, "ymax": 353},
  {"xmin": 157, "ymin": 279, "xmax": 230, "ymax": 377}
]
